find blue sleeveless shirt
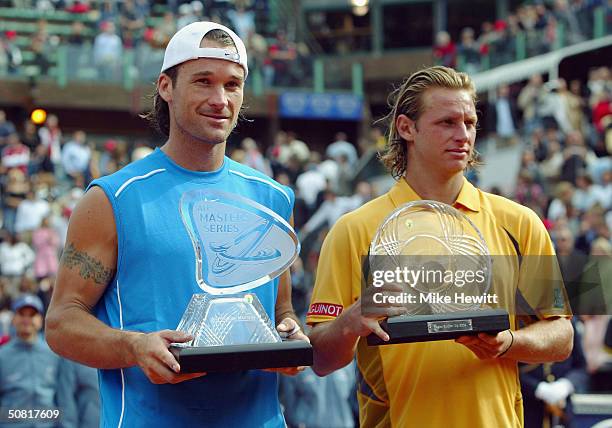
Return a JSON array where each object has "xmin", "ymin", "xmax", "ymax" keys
[{"xmin": 88, "ymin": 148, "xmax": 294, "ymax": 428}]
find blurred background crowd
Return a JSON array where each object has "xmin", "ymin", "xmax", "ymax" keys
[{"xmin": 0, "ymin": 0, "xmax": 611, "ymax": 427}]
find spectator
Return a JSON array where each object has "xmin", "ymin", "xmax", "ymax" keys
[
  {"xmin": 130, "ymin": 141, "xmax": 153, "ymax": 163},
  {"xmin": 559, "ymin": 131, "xmax": 595, "ymax": 185},
  {"xmin": 30, "ymin": 37, "xmax": 52, "ymax": 77},
  {"xmin": 1, "ymin": 133, "xmax": 30, "ymax": 175},
  {"xmin": 66, "ymin": 21, "xmax": 86, "ymax": 46},
  {"xmin": 15, "ymin": 190, "xmax": 50, "ymax": 235},
  {"xmin": 98, "ymin": 0, "xmax": 118, "ymax": 26},
  {"xmin": 278, "ymin": 136, "xmax": 310, "ymax": 168},
  {"xmin": 118, "ymin": 0, "xmax": 145, "ymax": 48},
  {"xmin": 457, "ymin": 27, "xmax": 481, "ymax": 74},
  {"xmin": 548, "ymin": 181, "xmax": 575, "ymax": 222},
  {"xmin": 245, "ymin": 28, "xmax": 267, "ymax": 73},
  {"xmin": 488, "ymin": 84, "xmax": 519, "ymax": 145},
  {"xmin": 592, "ymin": 169, "xmax": 611, "ymax": 211},
  {"xmin": 93, "ymin": 21, "xmax": 123, "ymax": 81},
  {"xmin": 300, "ymin": 182, "xmax": 372, "ymax": 238},
  {"xmin": 0, "ymin": 294, "xmax": 60, "ymax": 425},
  {"xmin": 554, "ymin": 226, "xmax": 589, "ymax": 312},
  {"xmin": 564, "ymin": 78, "xmax": 588, "ymax": 134},
  {"xmin": 540, "ymin": 80, "xmax": 573, "ymax": 134},
  {"xmin": 0, "ymin": 234, "xmax": 35, "ymax": 296},
  {"xmin": 514, "ymin": 169, "xmax": 546, "ymax": 211},
  {"xmin": 1, "ymin": 169, "xmax": 29, "ymax": 234},
  {"xmin": 518, "ymin": 74, "xmax": 546, "ymax": 133},
  {"xmin": 31, "ymin": 216, "xmax": 60, "ymax": 282},
  {"xmin": 520, "ymin": 320, "xmax": 588, "ymax": 428},
  {"xmin": 66, "ymin": 0, "xmax": 90, "ymax": 14},
  {"xmin": 227, "ymin": 3, "xmax": 255, "ymax": 41},
  {"xmin": 240, "ymin": 138, "xmax": 272, "ymax": 176},
  {"xmin": 432, "ymin": 30, "xmax": 456, "ymax": 68},
  {"xmin": 0, "ymin": 32, "xmax": 22, "ymax": 75},
  {"xmin": 572, "ymin": 173, "xmax": 599, "ymax": 213},
  {"xmin": 56, "ymin": 358, "xmax": 100, "ymax": 428},
  {"xmin": 295, "ymin": 162, "xmax": 328, "ymax": 211},
  {"xmin": 326, "ymin": 132, "xmax": 358, "ymax": 168},
  {"xmin": 553, "ymin": 0, "xmax": 585, "ymax": 45},
  {"xmin": 267, "ymin": 30, "xmax": 297, "ymax": 87},
  {"xmin": 0, "ymin": 110, "xmax": 16, "ymax": 143},
  {"xmin": 20, "ymin": 120, "xmax": 41, "ymax": 153},
  {"xmin": 176, "ymin": 3, "xmax": 198, "ymax": 30},
  {"xmin": 148, "ymin": 11, "xmax": 176, "ymax": 49},
  {"xmin": 61, "ymin": 130, "xmax": 91, "ymax": 184},
  {"xmin": 38, "ymin": 114, "xmax": 62, "ymax": 175}
]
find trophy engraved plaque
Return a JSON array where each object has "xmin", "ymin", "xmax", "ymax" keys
[
  {"xmin": 170, "ymin": 189, "xmax": 312, "ymax": 372},
  {"xmin": 366, "ymin": 200, "xmax": 510, "ymax": 346}
]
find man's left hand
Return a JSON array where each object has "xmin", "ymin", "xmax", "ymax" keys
[
  {"xmin": 263, "ymin": 317, "xmax": 310, "ymax": 376},
  {"xmin": 455, "ymin": 330, "xmax": 513, "ymax": 359}
]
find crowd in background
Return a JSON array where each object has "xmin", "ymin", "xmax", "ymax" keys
[
  {"xmin": 0, "ymin": 0, "xmax": 313, "ymax": 87},
  {"xmin": 0, "ymin": 1, "xmax": 611, "ymax": 427},
  {"xmin": 434, "ymin": 0, "xmax": 612, "ymax": 72}
]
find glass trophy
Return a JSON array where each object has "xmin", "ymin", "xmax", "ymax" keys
[
  {"xmin": 170, "ymin": 189, "xmax": 312, "ymax": 372},
  {"xmin": 366, "ymin": 200, "xmax": 509, "ymax": 345}
]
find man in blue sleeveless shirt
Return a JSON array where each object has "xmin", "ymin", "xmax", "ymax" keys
[{"xmin": 46, "ymin": 22, "xmax": 308, "ymax": 428}]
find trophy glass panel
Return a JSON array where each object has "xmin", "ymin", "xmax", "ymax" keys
[
  {"xmin": 175, "ymin": 294, "xmax": 281, "ymax": 347},
  {"xmin": 175, "ymin": 189, "xmax": 299, "ymax": 348},
  {"xmin": 369, "ymin": 200, "xmax": 492, "ymax": 315},
  {"xmin": 180, "ymin": 189, "xmax": 299, "ymax": 295}
]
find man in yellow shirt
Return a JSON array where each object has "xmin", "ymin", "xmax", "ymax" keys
[{"xmin": 307, "ymin": 66, "xmax": 574, "ymax": 428}]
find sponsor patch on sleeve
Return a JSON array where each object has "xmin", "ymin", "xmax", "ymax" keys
[{"xmin": 307, "ymin": 302, "xmax": 344, "ymax": 318}]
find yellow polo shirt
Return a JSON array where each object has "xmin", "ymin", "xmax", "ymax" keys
[{"xmin": 306, "ymin": 178, "xmax": 570, "ymax": 428}]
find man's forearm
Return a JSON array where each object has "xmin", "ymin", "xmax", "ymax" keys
[
  {"xmin": 46, "ymin": 305, "xmax": 141, "ymax": 369},
  {"xmin": 504, "ymin": 317, "xmax": 573, "ymax": 364},
  {"xmin": 310, "ymin": 312, "xmax": 360, "ymax": 376}
]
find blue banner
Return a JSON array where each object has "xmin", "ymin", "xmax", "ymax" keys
[{"xmin": 279, "ymin": 92, "xmax": 363, "ymax": 120}]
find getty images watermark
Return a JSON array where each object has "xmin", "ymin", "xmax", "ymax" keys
[{"xmin": 370, "ymin": 266, "xmax": 499, "ymax": 305}]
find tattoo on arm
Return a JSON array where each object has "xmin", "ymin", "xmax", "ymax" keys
[{"xmin": 61, "ymin": 243, "xmax": 115, "ymax": 285}]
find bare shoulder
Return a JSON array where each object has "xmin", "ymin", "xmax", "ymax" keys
[{"xmin": 53, "ymin": 186, "xmax": 118, "ymax": 310}]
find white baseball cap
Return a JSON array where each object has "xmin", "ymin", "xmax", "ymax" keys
[{"xmin": 160, "ymin": 21, "xmax": 248, "ymax": 79}]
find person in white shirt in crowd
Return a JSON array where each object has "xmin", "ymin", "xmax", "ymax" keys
[
  {"xmin": 547, "ymin": 181, "xmax": 575, "ymax": 222},
  {"xmin": 93, "ymin": 21, "xmax": 123, "ymax": 81},
  {"xmin": 592, "ymin": 169, "xmax": 611, "ymax": 211},
  {"xmin": 295, "ymin": 159, "xmax": 327, "ymax": 210},
  {"xmin": 300, "ymin": 181, "xmax": 373, "ymax": 238},
  {"xmin": 241, "ymin": 137, "xmax": 272, "ymax": 176},
  {"xmin": 572, "ymin": 173, "xmax": 599, "ymax": 213},
  {"xmin": 14, "ymin": 190, "xmax": 50, "ymax": 235},
  {"xmin": 227, "ymin": 3, "xmax": 255, "ymax": 41},
  {"xmin": 0, "ymin": 233, "xmax": 35, "ymax": 296},
  {"xmin": 539, "ymin": 80, "xmax": 573, "ymax": 134},
  {"xmin": 176, "ymin": 3, "xmax": 198, "ymax": 30},
  {"xmin": 326, "ymin": 132, "xmax": 358, "ymax": 168},
  {"xmin": 61, "ymin": 130, "xmax": 91, "ymax": 183}
]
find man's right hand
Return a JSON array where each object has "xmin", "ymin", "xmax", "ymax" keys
[
  {"xmin": 128, "ymin": 330, "xmax": 206, "ymax": 384},
  {"xmin": 341, "ymin": 283, "xmax": 408, "ymax": 342}
]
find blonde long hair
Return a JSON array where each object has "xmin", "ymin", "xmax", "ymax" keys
[{"xmin": 378, "ymin": 66, "xmax": 480, "ymax": 179}]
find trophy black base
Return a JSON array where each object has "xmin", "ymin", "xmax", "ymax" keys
[
  {"xmin": 367, "ymin": 308, "xmax": 510, "ymax": 346},
  {"xmin": 171, "ymin": 340, "xmax": 313, "ymax": 373}
]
